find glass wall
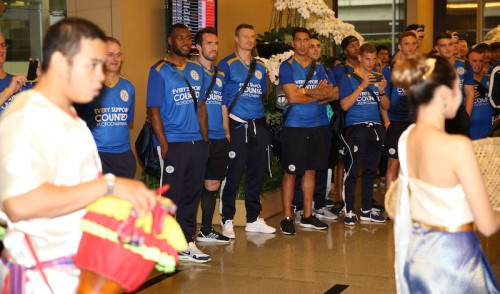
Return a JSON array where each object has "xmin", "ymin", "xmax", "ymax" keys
[
  {"xmin": 446, "ymin": 0, "xmax": 500, "ymax": 46},
  {"xmin": 338, "ymin": 0, "xmax": 405, "ymax": 55},
  {"xmin": 0, "ymin": 0, "xmax": 46, "ymax": 61}
]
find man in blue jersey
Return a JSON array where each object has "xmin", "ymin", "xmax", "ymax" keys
[
  {"xmin": 75, "ymin": 37, "xmax": 136, "ymax": 178},
  {"xmin": 194, "ymin": 27, "xmax": 231, "ymax": 243},
  {"xmin": 291, "ymin": 35, "xmax": 338, "ymax": 226},
  {"xmin": 279, "ymin": 28, "xmax": 336, "ymax": 235},
  {"xmin": 468, "ymin": 48, "xmax": 494, "ymax": 140},
  {"xmin": 329, "ymin": 35, "xmax": 360, "ymax": 214},
  {"xmin": 147, "ymin": 23, "xmax": 210, "ymax": 262},
  {"xmin": 332, "ymin": 35, "xmax": 360, "ymax": 86},
  {"xmin": 382, "ymin": 32, "xmax": 417, "ymax": 187},
  {"xmin": 218, "ymin": 24, "xmax": 276, "ymax": 238},
  {"xmin": 435, "ymin": 32, "xmax": 474, "ymax": 137},
  {"xmin": 339, "ymin": 43, "xmax": 390, "ymax": 226},
  {"xmin": 0, "ymin": 33, "xmax": 32, "ymax": 115}
]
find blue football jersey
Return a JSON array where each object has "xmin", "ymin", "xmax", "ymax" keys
[
  {"xmin": 279, "ymin": 57, "xmax": 329, "ymax": 127},
  {"xmin": 332, "ymin": 62, "xmax": 355, "ymax": 86},
  {"xmin": 75, "ymin": 77, "xmax": 135, "ymax": 153},
  {"xmin": 454, "ymin": 58, "xmax": 474, "ymax": 103},
  {"xmin": 339, "ymin": 73, "xmax": 382, "ymax": 126},
  {"xmin": 470, "ymin": 74, "xmax": 494, "ymax": 140},
  {"xmin": 217, "ymin": 53, "xmax": 267, "ymax": 120},
  {"xmin": 0, "ymin": 73, "xmax": 34, "ymax": 115},
  {"xmin": 383, "ymin": 66, "xmax": 412, "ymax": 122},
  {"xmin": 147, "ymin": 59, "xmax": 207, "ymax": 142},
  {"xmin": 200, "ymin": 62, "xmax": 227, "ymax": 140}
]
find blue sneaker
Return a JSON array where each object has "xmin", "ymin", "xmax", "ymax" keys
[
  {"xmin": 360, "ymin": 209, "xmax": 386, "ymax": 223},
  {"xmin": 344, "ymin": 210, "xmax": 357, "ymax": 226},
  {"xmin": 372, "ymin": 200, "xmax": 385, "ymax": 213}
]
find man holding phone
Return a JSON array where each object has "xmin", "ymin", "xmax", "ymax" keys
[
  {"xmin": 339, "ymin": 43, "xmax": 390, "ymax": 226},
  {"xmin": 0, "ymin": 33, "xmax": 34, "ymax": 115}
]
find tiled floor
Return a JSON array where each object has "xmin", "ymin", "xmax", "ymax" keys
[{"xmin": 135, "ymin": 184, "xmax": 500, "ymax": 294}]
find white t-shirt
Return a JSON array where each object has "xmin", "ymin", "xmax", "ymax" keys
[{"xmin": 0, "ymin": 90, "xmax": 101, "ymax": 293}]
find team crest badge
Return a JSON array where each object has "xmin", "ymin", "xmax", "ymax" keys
[
  {"xmin": 457, "ymin": 67, "xmax": 465, "ymax": 75},
  {"xmin": 288, "ymin": 164, "xmax": 296, "ymax": 172},
  {"xmin": 216, "ymin": 78, "xmax": 223, "ymax": 88},
  {"xmin": 190, "ymin": 70, "xmax": 200, "ymax": 81},
  {"xmin": 389, "ymin": 148, "xmax": 396, "ymax": 155},
  {"xmin": 229, "ymin": 151, "xmax": 236, "ymax": 159},
  {"xmin": 120, "ymin": 90, "xmax": 129, "ymax": 102},
  {"xmin": 353, "ymin": 145, "xmax": 358, "ymax": 153},
  {"xmin": 254, "ymin": 70, "xmax": 262, "ymax": 80},
  {"xmin": 166, "ymin": 165, "xmax": 175, "ymax": 174}
]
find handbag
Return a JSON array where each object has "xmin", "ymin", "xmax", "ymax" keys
[
  {"xmin": 384, "ymin": 178, "xmax": 400, "ymax": 219},
  {"xmin": 134, "ymin": 121, "xmax": 161, "ymax": 178},
  {"xmin": 329, "ymin": 100, "xmax": 345, "ymax": 137}
]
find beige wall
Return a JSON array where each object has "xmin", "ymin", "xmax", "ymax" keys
[
  {"xmin": 406, "ymin": 0, "xmax": 434, "ymax": 54},
  {"xmin": 67, "ymin": 0, "xmax": 273, "ymax": 178},
  {"xmin": 217, "ymin": 0, "xmax": 273, "ymax": 59}
]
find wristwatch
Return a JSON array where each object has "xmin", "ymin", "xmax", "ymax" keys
[{"xmin": 103, "ymin": 173, "xmax": 116, "ymax": 195}]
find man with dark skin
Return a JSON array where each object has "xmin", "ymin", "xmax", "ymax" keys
[{"xmin": 147, "ymin": 23, "xmax": 210, "ymax": 263}]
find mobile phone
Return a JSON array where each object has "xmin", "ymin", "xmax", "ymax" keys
[
  {"xmin": 27, "ymin": 60, "xmax": 38, "ymax": 81},
  {"xmin": 417, "ymin": 24, "xmax": 425, "ymax": 32},
  {"xmin": 371, "ymin": 74, "xmax": 383, "ymax": 82}
]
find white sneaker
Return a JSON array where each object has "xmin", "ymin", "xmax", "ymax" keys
[
  {"xmin": 294, "ymin": 210, "xmax": 303, "ymax": 224},
  {"xmin": 245, "ymin": 218, "xmax": 276, "ymax": 234},
  {"xmin": 178, "ymin": 242, "xmax": 211, "ymax": 263},
  {"xmin": 313, "ymin": 207, "xmax": 338, "ymax": 220},
  {"xmin": 221, "ymin": 219, "xmax": 235, "ymax": 239}
]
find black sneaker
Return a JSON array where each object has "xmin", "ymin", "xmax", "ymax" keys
[
  {"xmin": 280, "ymin": 217, "xmax": 296, "ymax": 235},
  {"xmin": 372, "ymin": 200, "xmax": 385, "ymax": 213},
  {"xmin": 325, "ymin": 198, "xmax": 335, "ymax": 208},
  {"xmin": 331, "ymin": 201, "xmax": 345, "ymax": 215},
  {"xmin": 197, "ymin": 228, "xmax": 231, "ymax": 243},
  {"xmin": 300, "ymin": 215, "xmax": 328, "ymax": 230}
]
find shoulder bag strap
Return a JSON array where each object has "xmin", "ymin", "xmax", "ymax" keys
[
  {"xmin": 165, "ymin": 61, "xmax": 198, "ymax": 112},
  {"xmin": 351, "ymin": 72, "xmax": 381, "ymax": 109},
  {"xmin": 228, "ymin": 59, "xmax": 257, "ymax": 113},
  {"xmin": 205, "ymin": 66, "xmax": 218, "ymax": 97},
  {"xmin": 284, "ymin": 61, "xmax": 317, "ymax": 122}
]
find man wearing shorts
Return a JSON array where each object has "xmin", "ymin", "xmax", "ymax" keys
[
  {"xmin": 382, "ymin": 32, "xmax": 417, "ymax": 187},
  {"xmin": 194, "ymin": 27, "xmax": 231, "ymax": 243},
  {"xmin": 279, "ymin": 28, "xmax": 336, "ymax": 235}
]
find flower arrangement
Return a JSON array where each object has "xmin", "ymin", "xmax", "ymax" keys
[
  {"xmin": 273, "ymin": 0, "xmax": 364, "ymax": 46},
  {"xmin": 259, "ymin": 49, "xmax": 294, "ymax": 85},
  {"xmin": 485, "ymin": 25, "xmax": 500, "ymax": 43}
]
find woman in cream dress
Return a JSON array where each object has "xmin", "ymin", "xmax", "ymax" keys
[{"xmin": 391, "ymin": 55, "xmax": 500, "ymax": 293}]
